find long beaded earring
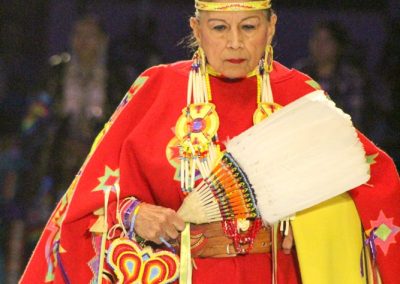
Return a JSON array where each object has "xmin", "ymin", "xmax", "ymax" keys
[
  {"xmin": 264, "ymin": 44, "xmax": 274, "ymax": 74},
  {"xmin": 198, "ymin": 46, "xmax": 207, "ymax": 76},
  {"xmin": 188, "ymin": 46, "xmax": 210, "ymax": 104},
  {"xmin": 253, "ymin": 44, "xmax": 282, "ymax": 124}
]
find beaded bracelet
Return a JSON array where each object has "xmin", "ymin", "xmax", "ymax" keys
[
  {"xmin": 120, "ymin": 197, "xmax": 135, "ymax": 213},
  {"xmin": 128, "ymin": 204, "xmax": 142, "ymax": 239},
  {"xmin": 123, "ymin": 199, "xmax": 141, "ymax": 228}
]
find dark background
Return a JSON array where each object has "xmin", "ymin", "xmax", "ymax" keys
[{"xmin": 2, "ymin": 0, "xmax": 397, "ymax": 138}]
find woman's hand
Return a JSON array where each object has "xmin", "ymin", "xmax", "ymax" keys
[{"xmin": 134, "ymin": 203, "xmax": 185, "ymax": 244}]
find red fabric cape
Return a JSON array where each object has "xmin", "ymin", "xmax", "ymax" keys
[{"xmin": 20, "ymin": 61, "xmax": 400, "ymax": 284}]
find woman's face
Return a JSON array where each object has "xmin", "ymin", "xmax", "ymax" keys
[{"xmin": 190, "ymin": 3, "xmax": 277, "ymax": 79}]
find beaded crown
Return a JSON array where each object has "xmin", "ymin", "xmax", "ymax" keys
[{"xmin": 195, "ymin": 0, "xmax": 271, "ymax": 11}]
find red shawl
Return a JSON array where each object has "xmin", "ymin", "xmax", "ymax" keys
[{"xmin": 20, "ymin": 61, "xmax": 400, "ymax": 284}]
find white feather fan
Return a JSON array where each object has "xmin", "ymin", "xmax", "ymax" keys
[{"xmin": 178, "ymin": 90, "xmax": 370, "ymax": 224}]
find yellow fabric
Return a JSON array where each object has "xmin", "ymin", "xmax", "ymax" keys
[
  {"xmin": 195, "ymin": 0, "xmax": 271, "ymax": 11},
  {"xmin": 291, "ymin": 193, "xmax": 365, "ymax": 284},
  {"xmin": 180, "ymin": 223, "xmax": 192, "ymax": 284}
]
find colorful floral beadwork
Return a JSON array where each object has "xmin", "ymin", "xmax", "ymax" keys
[{"xmin": 107, "ymin": 238, "xmax": 179, "ymax": 284}]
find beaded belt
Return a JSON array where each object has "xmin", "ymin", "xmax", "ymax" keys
[{"xmin": 187, "ymin": 222, "xmax": 271, "ymax": 258}]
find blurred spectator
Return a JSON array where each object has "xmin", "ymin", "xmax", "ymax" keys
[
  {"xmin": 294, "ymin": 21, "xmax": 372, "ymax": 133},
  {"xmin": 294, "ymin": 20, "xmax": 395, "ymax": 167},
  {"xmin": 19, "ymin": 15, "xmax": 132, "ymax": 264}
]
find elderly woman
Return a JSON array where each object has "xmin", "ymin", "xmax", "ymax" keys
[{"xmin": 21, "ymin": 1, "xmax": 399, "ymax": 283}]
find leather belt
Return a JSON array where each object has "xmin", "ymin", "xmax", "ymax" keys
[{"xmin": 188, "ymin": 221, "xmax": 271, "ymax": 258}]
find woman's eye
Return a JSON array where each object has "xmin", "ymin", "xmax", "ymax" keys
[
  {"xmin": 242, "ymin": 24, "xmax": 256, "ymax": 31},
  {"xmin": 213, "ymin": 25, "xmax": 227, "ymax": 31}
]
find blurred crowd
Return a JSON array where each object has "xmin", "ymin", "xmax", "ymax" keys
[
  {"xmin": 0, "ymin": 2, "xmax": 399, "ymax": 283},
  {"xmin": 0, "ymin": 11, "xmax": 162, "ymax": 283}
]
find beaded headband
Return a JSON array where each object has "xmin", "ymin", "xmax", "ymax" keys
[{"xmin": 195, "ymin": 0, "xmax": 271, "ymax": 11}]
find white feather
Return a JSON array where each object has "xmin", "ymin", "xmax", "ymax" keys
[{"xmin": 226, "ymin": 90, "xmax": 370, "ymax": 224}]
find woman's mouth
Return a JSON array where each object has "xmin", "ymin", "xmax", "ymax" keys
[{"xmin": 227, "ymin": 59, "xmax": 245, "ymax": 64}]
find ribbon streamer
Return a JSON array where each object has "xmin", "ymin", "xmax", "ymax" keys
[
  {"xmin": 179, "ymin": 223, "xmax": 192, "ymax": 284},
  {"xmin": 365, "ymin": 228, "xmax": 378, "ymax": 263}
]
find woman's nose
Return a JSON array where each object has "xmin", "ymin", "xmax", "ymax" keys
[{"xmin": 227, "ymin": 29, "xmax": 243, "ymax": 49}]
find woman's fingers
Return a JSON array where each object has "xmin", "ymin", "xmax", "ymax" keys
[
  {"xmin": 163, "ymin": 223, "xmax": 180, "ymax": 240},
  {"xmin": 170, "ymin": 211, "xmax": 185, "ymax": 232},
  {"xmin": 134, "ymin": 203, "xmax": 184, "ymax": 244}
]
